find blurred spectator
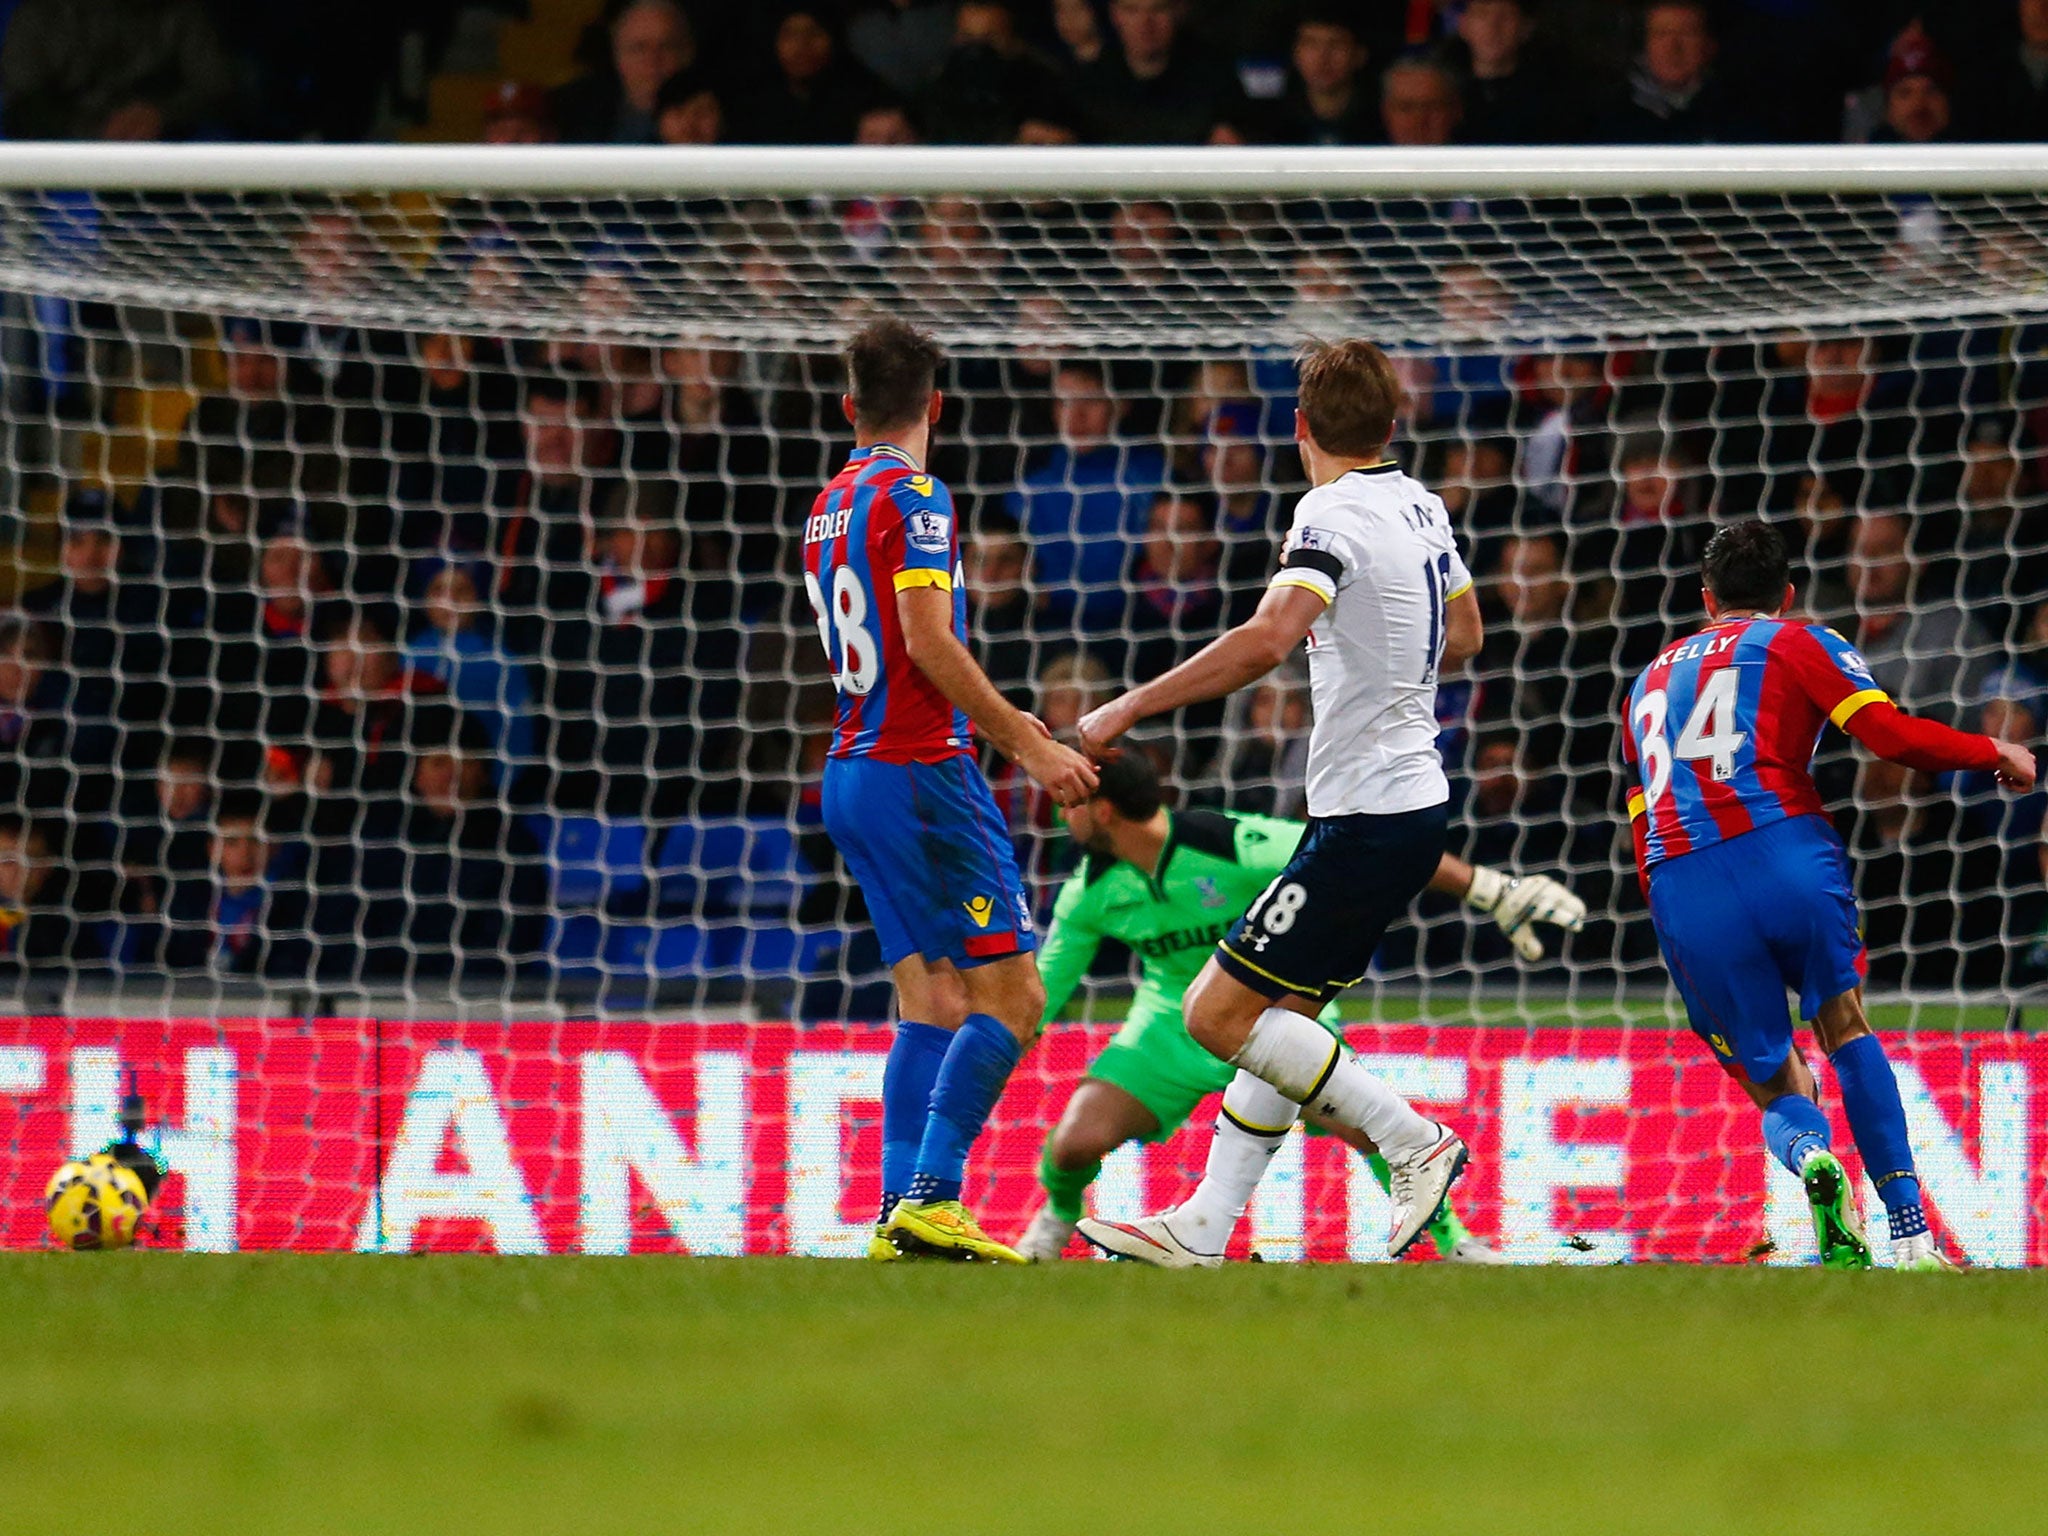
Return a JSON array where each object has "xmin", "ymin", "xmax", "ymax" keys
[
  {"xmin": 541, "ymin": 484, "xmax": 742, "ymax": 818},
  {"xmin": 848, "ymin": 0, "xmax": 956, "ymax": 96},
  {"xmin": 492, "ymin": 375, "xmax": 621, "ymax": 650},
  {"xmin": 1870, "ymin": 23, "xmax": 1956, "ymax": 144},
  {"xmin": 1393, "ymin": 263, "xmax": 1516, "ymax": 433},
  {"xmin": 638, "ymin": 343, "xmax": 779, "ymax": 578},
  {"xmin": 1520, "ymin": 351, "xmax": 1615, "ymax": 524},
  {"xmin": 1211, "ymin": 666, "xmax": 1311, "ymax": 818},
  {"xmin": 1379, "ymin": 55, "xmax": 1463, "ymax": 146},
  {"xmin": 1474, "ymin": 532, "xmax": 1619, "ymax": 775},
  {"xmin": 963, "ymin": 517, "xmax": 1037, "ymax": 702},
  {"xmin": 1050, "ymin": 0, "xmax": 1106, "ymax": 69},
  {"xmin": 21, "ymin": 493, "xmax": 167, "ymax": 758},
  {"xmin": 387, "ymin": 712, "xmax": 547, "ymax": 979},
  {"xmin": 154, "ymin": 793, "xmax": 311, "ymax": 978},
  {"xmin": 1455, "ymin": 0, "xmax": 1563, "ymax": 144},
  {"xmin": 994, "ymin": 651, "xmax": 1112, "ymax": 896},
  {"xmin": 481, "ymin": 81, "xmax": 557, "ymax": 145},
  {"xmin": 1123, "ymin": 488, "xmax": 1228, "ymax": 693},
  {"xmin": 305, "ymin": 610, "xmax": 446, "ymax": 815},
  {"xmin": 1943, "ymin": 664, "xmax": 2048, "ymax": 981},
  {"xmin": 731, "ymin": 8, "xmax": 885, "ymax": 145},
  {"xmin": 554, "ymin": 0, "xmax": 696, "ymax": 144},
  {"xmin": 114, "ymin": 736, "xmax": 216, "ymax": 923},
  {"xmin": 1946, "ymin": 414, "xmax": 2048, "ymax": 634},
  {"xmin": 0, "ymin": 0, "xmax": 234, "ymax": 140},
  {"xmin": 1743, "ymin": 335, "xmax": 1916, "ymax": 517},
  {"xmin": 1263, "ymin": 9, "xmax": 1377, "ymax": 145},
  {"xmin": 655, "ymin": 73, "xmax": 725, "ymax": 143},
  {"xmin": 403, "ymin": 560, "xmax": 536, "ymax": 782},
  {"xmin": 1437, "ymin": 437, "xmax": 1518, "ymax": 554},
  {"xmin": 1595, "ymin": 0, "xmax": 1756, "ymax": 143},
  {"xmin": 1842, "ymin": 512, "xmax": 1993, "ymax": 722},
  {"xmin": 0, "ymin": 817, "xmax": 96, "ymax": 972},
  {"xmin": 190, "ymin": 519, "xmax": 335, "ymax": 786},
  {"xmin": 857, "ymin": 102, "xmax": 922, "ymax": 145},
  {"xmin": 921, "ymin": 0, "xmax": 1074, "ymax": 144},
  {"xmin": 1969, "ymin": 0, "xmax": 2048, "ymax": 140},
  {"xmin": 1073, "ymin": 0, "xmax": 1252, "ymax": 144},
  {"xmin": 387, "ymin": 330, "xmax": 521, "ymax": 555},
  {"xmin": 1004, "ymin": 360, "xmax": 1168, "ymax": 632},
  {"xmin": 0, "ymin": 612, "xmax": 116, "ymax": 828}
]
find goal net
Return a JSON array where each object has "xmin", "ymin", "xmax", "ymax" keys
[{"xmin": 0, "ymin": 146, "xmax": 2041, "ymax": 1263}]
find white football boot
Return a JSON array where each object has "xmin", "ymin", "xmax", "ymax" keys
[
  {"xmin": 1446, "ymin": 1233, "xmax": 1512, "ymax": 1265},
  {"xmin": 1893, "ymin": 1231, "xmax": 1958, "ymax": 1272},
  {"xmin": 1386, "ymin": 1124, "xmax": 1470, "ymax": 1259},
  {"xmin": 1015, "ymin": 1206, "xmax": 1079, "ymax": 1263},
  {"xmin": 1076, "ymin": 1211, "xmax": 1224, "ymax": 1268}
]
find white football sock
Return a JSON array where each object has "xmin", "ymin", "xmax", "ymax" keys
[
  {"xmin": 1169, "ymin": 1071, "xmax": 1299, "ymax": 1251},
  {"xmin": 1233, "ymin": 1006, "xmax": 1437, "ymax": 1162}
]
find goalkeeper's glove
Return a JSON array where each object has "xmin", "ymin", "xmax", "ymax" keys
[{"xmin": 1463, "ymin": 865, "xmax": 1587, "ymax": 962}]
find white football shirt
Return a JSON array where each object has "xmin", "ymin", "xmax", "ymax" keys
[{"xmin": 1269, "ymin": 462, "xmax": 1472, "ymax": 818}]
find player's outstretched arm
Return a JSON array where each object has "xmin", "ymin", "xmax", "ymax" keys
[
  {"xmin": 897, "ymin": 584, "xmax": 1098, "ymax": 805},
  {"xmin": 1076, "ymin": 584, "xmax": 1326, "ymax": 757},
  {"xmin": 1841, "ymin": 699, "xmax": 2036, "ymax": 791},
  {"xmin": 1431, "ymin": 853, "xmax": 1587, "ymax": 962}
]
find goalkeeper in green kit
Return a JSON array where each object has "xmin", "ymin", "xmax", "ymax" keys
[{"xmin": 1015, "ymin": 753, "xmax": 1586, "ymax": 1264}]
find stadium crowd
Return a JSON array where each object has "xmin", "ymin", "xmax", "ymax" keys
[
  {"xmin": 0, "ymin": 3, "xmax": 2045, "ymax": 1004},
  {"xmin": 1, "ymin": 1, "xmax": 2046, "ymax": 151}
]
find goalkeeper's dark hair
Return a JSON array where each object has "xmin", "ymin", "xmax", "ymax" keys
[
  {"xmin": 1092, "ymin": 752, "xmax": 1164, "ymax": 822},
  {"xmin": 846, "ymin": 316, "xmax": 942, "ymax": 432},
  {"xmin": 1701, "ymin": 520, "xmax": 1791, "ymax": 613}
]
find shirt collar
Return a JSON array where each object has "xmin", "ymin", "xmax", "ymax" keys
[{"xmin": 856, "ymin": 442, "xmax": 920, "ymax": 471}]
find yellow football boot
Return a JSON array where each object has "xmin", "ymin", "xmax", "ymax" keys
[
  {"xmin": 868, "ymin": 1223, "xmax": 903, "ymax": 1262},
  {"xmin": 884, "ymin": 1198, "xmax": 1026, "ymax": 1264}
]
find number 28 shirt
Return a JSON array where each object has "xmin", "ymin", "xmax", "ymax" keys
[
  {"xmin": 1622, "ymin": 617, "xmax": 1888, "ymax": 873},
  {"xmin": 802, "ymin": 444, "xmax": 973, "ymax": 764}
]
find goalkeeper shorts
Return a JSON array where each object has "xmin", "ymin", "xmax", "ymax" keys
[{"xmin": 1087, "ymin": 991, "xmax": 1344, "ymax": 1141}]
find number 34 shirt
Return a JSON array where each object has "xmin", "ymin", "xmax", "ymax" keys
[
  {"xmin": 803, "ymin": 443, "xmax": 974, "ymax": 764},
  {"xmin": 1269, "ymin": 462, "xmax": 1473, "ymax": 819},
  {"xmin": 1622, "ymin": 617, "xmax": 1887, "ymax": 874}
]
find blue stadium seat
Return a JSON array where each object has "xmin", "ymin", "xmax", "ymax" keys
[
  {"xmin": 528, "ymin": 814, "xmax": 651, "ymax": 909},
  {"xmin": 547, "ymin": 913, "xmax": 605, "ymax": 976},
  {"xmin": 655, "ymin": 819, "xmax": 748, "ymax": 910},
  {"xmin": 603, "ymin": 921, "xmax": 711, "ymax": 978}
]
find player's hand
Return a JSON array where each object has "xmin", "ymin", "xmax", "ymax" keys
[
  {"xmin": 1076, "ymin": 697, "xmax": 1137, "ymax": 761},
  {"xmin": 1465, "ymin": 866, "xmax": 1586, "ymax": 963},
  {"xmin": 1994, "ymin": 739, "xmax": 2039, "ymax": 793},
  {"xmin": 1019, "ymin": 735, "xmax": 1098, "ymax": 808}
]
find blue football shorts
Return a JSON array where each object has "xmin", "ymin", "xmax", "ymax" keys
[
  {"xmin": 1647, "ymin": 813, "xmax": 1868, "ymax": 1085},
  {"xmin": 821, "ymin": 753, "xmax": 1036, "ymax": 970}
]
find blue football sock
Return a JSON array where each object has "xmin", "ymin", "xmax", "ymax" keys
[
  {"xmin": 879, "ymin": 1020, "xmax": 952, "ymax": 1225},
  {"xmin": 1830, "ymin": 1033, "xmax": 1924, "ymax": 1217},
  {"xmin": 906, "ymin": 1012, "xmax": 1022, "ymax": 1206},
  {"xmin": 1762, "ymin": 1092, "xmax": 1831, "ymax": 1178}
]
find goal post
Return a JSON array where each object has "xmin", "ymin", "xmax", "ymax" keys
[{"xmin": 0, "ymin": 144, "xmax": 2041, "ymax": 1260}]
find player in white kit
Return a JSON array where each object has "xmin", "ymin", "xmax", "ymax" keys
[{"xmin": 1077, "ymin": 340, "xmax": 1482, "ymax": 1262}]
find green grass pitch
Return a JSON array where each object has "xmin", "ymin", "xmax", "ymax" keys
[{"xmin": 5, "ymin": 1255, "xmax": 2047, "ymax": 1534}]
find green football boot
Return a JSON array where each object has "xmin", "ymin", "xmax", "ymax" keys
[{"xmin": 1802, "ymin": 1151, "xmax": 1873, "ymax": 1271}]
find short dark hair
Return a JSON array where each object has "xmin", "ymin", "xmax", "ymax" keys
[
  {"xmin": 1093, "ymin": 751, "xmax": 1163, "ymax": 822},
  {"xmin": 1701, "ymin": 521, "xmax": 1790, "ymax": 612},
  {"xmin": 846, "ymin": 316, "xmax": 942, "ymax": 433},
  {"xmin": 1296, "ymin": 339, "xmax": 1402, "ymax": 457}
]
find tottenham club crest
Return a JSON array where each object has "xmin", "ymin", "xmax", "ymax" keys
[{"xmin": 907, "ymin": 509, "xmax": 951, "ymax": 554}]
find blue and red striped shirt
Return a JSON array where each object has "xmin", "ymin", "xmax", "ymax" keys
[
  {"xmin": 803, "ymin": 444, "xmax": 972, "ymax": 764},
  {"xmin": 1623, "ymin": 617, "xmax": 1888, "ymax": 872}
]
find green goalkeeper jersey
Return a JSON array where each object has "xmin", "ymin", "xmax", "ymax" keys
[{"xmin": 1038, "ymin": 808, "xmax": 1308, "ymax": 1023}]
